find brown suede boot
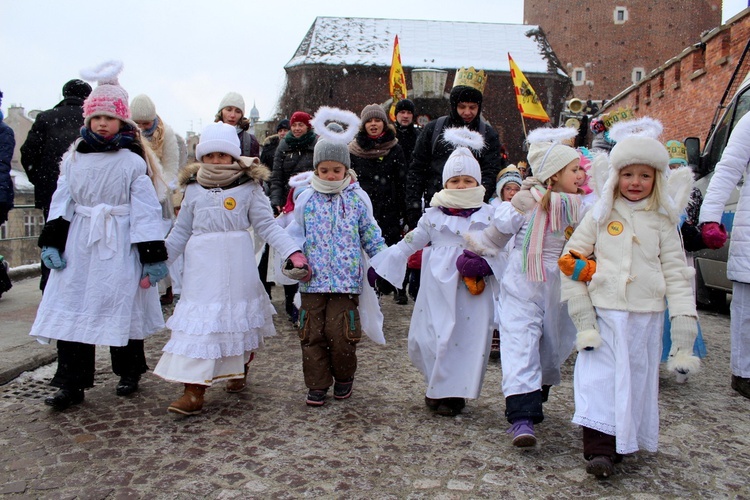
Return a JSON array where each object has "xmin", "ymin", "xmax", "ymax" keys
[
  {"xmin": 225, "ymin": 353, "xmax": 254, "ymax": 393},
  {"xmin": 168, "ymin": 384, "xmax": 207, "ymax": 415}
]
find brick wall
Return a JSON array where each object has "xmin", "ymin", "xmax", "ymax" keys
[
  {"xmin": 601, "ymin": 10, "xmax": 750, "ymax": 144},
  {"xmin": 524, "ymin": 1, "xmax": 722, "ymax": 100}
]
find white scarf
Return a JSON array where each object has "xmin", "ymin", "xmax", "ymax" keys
[
  {"xmin": 429, "ymin": 186, "xmax": 486, "ymax": 209},
  {"xmin": 310, "ymin": 170, "xmax": 359, "ymax": 194}
]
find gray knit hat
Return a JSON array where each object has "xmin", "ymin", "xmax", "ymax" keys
[
  {"xmin": 360, "ymin": 103, "xmax": 388, "ymax": 124},
  {"xmin": 217, "ymin": 91, "xmax": 245, "ymax": 114},
  {"xmin": 314, "ymin": 123, "xmax": 351, "ymax": 169},
  {"xmin": 130, "ymin": 94, "xmax": 157, "ymax": 121}
]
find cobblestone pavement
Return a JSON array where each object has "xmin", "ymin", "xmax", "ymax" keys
[{"xmin": 0, "ymin": 290, "xmax": 748, "ymax": 498}]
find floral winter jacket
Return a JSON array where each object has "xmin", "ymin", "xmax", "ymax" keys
[{"xmin": 295, "ymin": 182, "xmax": 386, "ymax": 294}]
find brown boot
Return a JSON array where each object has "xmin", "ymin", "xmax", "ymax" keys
[
  {"xmin": 225, "ymin": 353, "xmax": 254, "ymax": 393},
  {"xmin": 168, "ymin": 384, "xmax": 207, "ymax": 415}
]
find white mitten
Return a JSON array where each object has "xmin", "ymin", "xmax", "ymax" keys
[
  {"xmin": 667, "ymin": 316, "xmax": 701, "ymax": 376},
  {"xmin": 464, "ymin": 224, "xmax": 510, "ymax": 256},
  {"xmin": 567, "ymin": 294, "xmax": 601, "ymax": 351}
]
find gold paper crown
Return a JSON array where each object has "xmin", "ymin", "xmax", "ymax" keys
[
  {"xmin": 602, "ymin": 107, "xmax": 636, "ymax": 130},
  {"xmin": 453, "ymin": 67, "xmax": 487, "ymax": 94}
]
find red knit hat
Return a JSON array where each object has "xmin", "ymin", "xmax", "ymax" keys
[{"xmin": 290, "ymin": 111, "xmax": 312, "ymax": 128}]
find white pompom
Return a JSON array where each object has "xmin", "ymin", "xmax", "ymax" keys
[{"xmin": 80, "ymin": 60, "xmax": 124, "ymax": 85}]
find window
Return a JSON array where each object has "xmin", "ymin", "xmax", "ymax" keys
[
  {"xmin": 632, "ymin": 67, "xmax": 645, "ymax": 84},
  {"xmin": 614, "ymin": 7, "xmax": 628, "ymax": 24},
  {"xmin": 24, "ymin": 213, "xmax": 44, "ymax": 237},
  {"xmin": 572, "ymin": 67, "xmax": 586, "ymax": 86}
]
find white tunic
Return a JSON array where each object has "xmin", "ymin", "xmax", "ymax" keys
[
  {"xmin": 371, "ymin": 206, "xmax": 501, "ymax": 399},
  {"xmin": 30, "ymin": 148, "xmax": 166, "ymax": 346},
  {"xmin": 154, "ymin": 179, "xmax": 299, "ymax": 385}
]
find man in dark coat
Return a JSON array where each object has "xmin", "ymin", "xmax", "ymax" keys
[
  {"xmin": 20, "ymin": 79, "xmax": 92, "ymax": 290},
  {"xmin": 393, "ymin": 99, "xmax": 421, "ymax": 166},
  {"xmin": 0, "ymin": 89, "xmax": 15, "ymax": 227},
  {"xmin": 405, "ymin": 82, "xmax": 504, "ymax": 229}
]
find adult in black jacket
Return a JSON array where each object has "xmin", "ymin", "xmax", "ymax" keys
[
  {"xmin": 21, "ymin": 79, "xmax": 92, "ymax": 216},
  {"xmin": 405, "ymin": 85, "xmax": 504, "ymax": 229},
  {"xmin": 270, "ymin": 111, "xmax": 316, "ymax": 211},
  {"xmin": 393, "ymin": 99, "xmax": 421, "ymax": 166},
  {"xmin": 350, "ymin": 104, "xmax": 408, "ymax": 302},
  {"xmin": 260, "ymin": 119, "xmax": 290, "ymax": 172},
  {"xmin": 20, "ymin": 79, "xmax": 92, "ymax": 291}
]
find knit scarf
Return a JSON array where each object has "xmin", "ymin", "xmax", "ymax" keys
[
  {"xmin": 429, "ymin": 186, "xmax": 485, "ymax": 209},
  {"xmin": 80, "ymin": 125, "xmax": 137, "ymax": 152},
  {"xmin": 197, "ymin": 157, "xmax": 258, "ymax": 188},
  {"xmin": 310, "ymin": 170, "xmax": 358, "ymax": 194},
  {"xmin": 439, "ymin": 206, "xmax": 481, "ymax": 217},
  {"xmin": 283, "ymin": 130, "xmax": 316, "ymax": 150},
  {"xmin": 142, "ymin": 116, "xmax": 165, "ymax": 160},
  {"xmin": 348, "ymin": 130, "xmax": 398, "ymax": 159},
  {"xmin": 521, "ymin": 184, "xmax": 583, "ymax": 282}
]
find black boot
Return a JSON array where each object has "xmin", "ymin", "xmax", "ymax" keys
[
  {"xmin": 45, "ymin": 388, "xmax": 84, "ymax": 410},
  {"xmin": 394, "ymin": 288, "xmax": 408, "ymax": 305},
  {"xmin": 116, "ymin": 375, "xmax": 141, "ymax": 396}
]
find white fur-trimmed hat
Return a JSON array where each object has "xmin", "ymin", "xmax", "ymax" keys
[
  {"xmin": 218, "ymin": 92, "xmax": 245, "ymax": 115},
  {"xmin": 80, "ymin": 60, "xmax": 136, "ymax": 128},
  {"xmin": 130, "ymin": 94, "xmax": 157, "ymax": 121},
  {"xmin": 195, "ymin": 122, "xmax": 241, "ymax": 161},
  {"xmin": 525, "ymin": 126, "xmax": 579, "ymax": 183}
]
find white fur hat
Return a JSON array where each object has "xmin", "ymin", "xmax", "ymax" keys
[
  {"xmin": 525, "ymin": 126, "xmax": 579, "ymax": 183},
  {"xmin": 218, "ymin": 92, "xmax": 245, "ymax": 114},
  {"xmin": 195, "ymin": 122, "xmax": 241, "ymax": 161},
  {"xmin": 130, "ymin": 94, "xmax": 157, "ymax": 121},
  {"xmin": 441, "ymin": 127, "xmax": 484, "ymax": 185}
]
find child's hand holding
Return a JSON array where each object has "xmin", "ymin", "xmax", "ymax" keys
[
  {"xmin": 558, "ymin": 250, "xmax": 596, "ymax": 282},
  {"xmin": 283, "ymin": 251, "xmax": 312, "ymax": 282},
  {"xmin": 667, "ymin": 316, "xmax": 701, "ymax": 377},
  {"xmin": 141, "ymin": 262, "xmax": 169, "ymax": 287},
  {"xmin": 700, "ymin": 222, "xmax": 727, "ymax": 249},
  {"xmin": 41, "ymin": 247, "xmax": 67, "ymax": 270},
  {"xmin": 456, "ymin": 250, "xmax": 492, "ymax": 278},
  {"xmin": 567, "ymin": 294, "xmax": 601, "ymax": 351}
]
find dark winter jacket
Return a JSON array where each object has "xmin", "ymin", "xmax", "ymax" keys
[
  {"xmin": 0, "ymin": 116, "xmax": 15, "ymax": 223},
  {"xmin": 239, "ymin": 130, "xmax": 260, "ymax": 158},
  {"xmin": 349, "ymin": 127, "xmax": 407, "ymax": 245},
  {"xmin": 405, "ymin": 115, "xmax": 503, "ymax": 229},
  {"xmin": 270, "ymin": 134, "xmax": 317, "ymax": 208},
  {"xmin": 395, "ymin": 122, "xmax": 421, "ymax": 167},
  {"xmin": 20, "ymin": 97, "xmax": 85, "ymax": 210},
  {"xmin": 260, "ymin": 134, "xmax": 282, "ymax": 170}
]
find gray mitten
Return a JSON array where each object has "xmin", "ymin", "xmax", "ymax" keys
[
  {"xmin": 567, "ymin": 294, "xmax": 601, "ymax": 351},
  {"xmin": 667, "ymin": 316, "xmax": 701, "ymax": 376}
]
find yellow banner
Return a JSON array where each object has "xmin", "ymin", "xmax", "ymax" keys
[
  {"xmin": 508, "ymin": 53, "xmax": 549, "ymax": 122},
  {"xmin": 389, "ymin": 35, "xmax": 408, "ymax": 121}
]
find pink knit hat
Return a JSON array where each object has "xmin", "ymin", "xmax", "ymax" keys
[{"xmin": 80, "ymin": 60, "xmax": 136, "ymax": 128}]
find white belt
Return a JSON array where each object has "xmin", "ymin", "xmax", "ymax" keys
[{"xmin": 75, "ymin": 204, "xmax": 130, "ymax": 259}]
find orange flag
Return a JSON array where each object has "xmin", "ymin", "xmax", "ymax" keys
[
  {"xmin": 389, "ymin": 36, "xmax": 408, "ymax": 121},
  {"xmin": 508, "ymin": 53, "xmax": 550, "ymax": 122}
]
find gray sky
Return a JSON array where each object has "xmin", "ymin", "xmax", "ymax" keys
[{"xmin": 1, "ymin": 0, "xmax": 746, "ymax": 138}]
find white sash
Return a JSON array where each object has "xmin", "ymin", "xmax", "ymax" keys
[{"xmin": 75, "ymin": 203, "xmax": 130, "ymax": 260}]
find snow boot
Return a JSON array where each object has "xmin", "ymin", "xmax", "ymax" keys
[{"xmin": 168, "ymin": 384, "xmax": 207, "ymax": 415}]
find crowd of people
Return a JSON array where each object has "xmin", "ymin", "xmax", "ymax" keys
[{"xmin": 4, "ymin": 59, "xmax": 748, "ymax": 481}]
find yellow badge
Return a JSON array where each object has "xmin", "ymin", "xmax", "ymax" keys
[
  {"xmin": 607, "ymin": 221, "xmax": 624, "ymax": 236},
  {"xmin": 564, "ymin": 226, "xmax": 574, "ymax": 240},
  {"xmin": 223, "ymin": 197, "xmax": 237, "ymax": 210}
]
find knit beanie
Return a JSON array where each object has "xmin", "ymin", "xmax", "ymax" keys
[
  {"xmin": 525, "ymin": 126, "xmax": 580, "ymax": 183},
  {"xmin": 195, "ymin": 122, "xmax": 241, "ymax": 161},
  {"xmin": 130, "ymin": 94, "xmax": 157, "ymax": 121},
  {"xmin": 314, "ymin": 123, "xmax": 351, "ymax": 169},
  {"xmin": 61, "ymin": 79, "xmax": 92, "ymax": 100},
  {"xmin": 496, "ymin": 165, "xmax": 523, "ymax": 193},
  {"xmin": 218, "ymin": 92, "xmax": 245, "ymax": 114},
  {"xmin": 290, "ymin": 111, "xmax": 312, "ymax": 129},
  {"xmin": 360, "ymin": 104, "xmax": 388, "ymax": 123},
  {"xmin": 276, "ymin": 119, "xmax": 291, "ymax": 132},
  {"xmin": 80, "ymin": 60, "xmax": 136, "ymax": 128},
  {"xmin": 309, "ymin": 106, "xmax": 360, "ymax": 169},
  {"xmin": 442, "ymin": 147, "xmax": 482, "ymax": 186},
  {"xmin": 665, "ymin": 139, "xmax": 688, "ymax": 166},
  {"xmin": 395, "ymin": 99, "xmax": 416, "ymax": 114}
]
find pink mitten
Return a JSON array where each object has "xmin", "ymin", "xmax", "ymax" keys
[
  {"xmin": 283, "ymin": 251, "xmax": 312, "ymax": 282},
  {"xmin": 140, "ymin": 276, "xmax": 152, "ymax": 289},
  {"xmin": 701, "ymin": 222, "xmax": 727, "ymax": 250}
]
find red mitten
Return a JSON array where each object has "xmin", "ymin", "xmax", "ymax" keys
[{"xmin": 701, "ymin": 222, "xmax": 727, "ymax": 250}]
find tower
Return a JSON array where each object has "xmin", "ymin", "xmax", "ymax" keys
[{"xmin": 524, "ymin": 0, "xmax": 722, "ymax": 100}]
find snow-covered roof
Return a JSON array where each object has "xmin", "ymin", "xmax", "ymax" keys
[{"xmin": 286, "ymin": 17, "xmax": 558, "ymax": 75}]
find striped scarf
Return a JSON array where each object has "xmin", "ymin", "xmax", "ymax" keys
[{"xmin": 521, "ymin": 185, "xmax": 582, "ymax": 282}]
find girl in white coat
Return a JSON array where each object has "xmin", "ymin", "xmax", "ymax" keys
[
  {"xmin": 31, "ymin": 61, "xmax": 170, "ymax": 410},
  {"xmin": 473, "ymin": 126, "xmax": 587, "ymax": 447},
  {"xmin": 371, "ymin": 128, "xmax": 503, "ymax": 417},
  {"xmin": 153, "ymin": 123, "xmax": 309, "ymax": 416},
  {"xmin": 561, "ymin": 118, "xmax": 700, "ymax": 478}
]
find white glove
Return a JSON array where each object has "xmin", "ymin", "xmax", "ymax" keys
[
  {"xmin": 667, "ymin": 316, "xmax": 701, "ymax": 376},
  {"xmin": 464, "ymin": 224, "xmax": 511, "ymax": 255},
  {"xmin": 567, "ymin": 294, "xmax": 601, "ymax": 351}
]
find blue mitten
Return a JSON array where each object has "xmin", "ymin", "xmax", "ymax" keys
[
  {"xmin": 41, "ymin": 247, "xmax": 67, "ymax": 270},
  {"xmin": 141, "ymin": 262, "xmax": 169, "ymax": 287}
]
